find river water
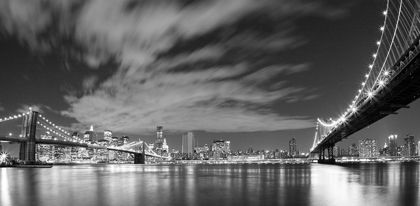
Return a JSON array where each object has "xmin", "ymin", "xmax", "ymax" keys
[{"xmin": 0, "ymin": 162, "xmax": 419, "ymax": 206}]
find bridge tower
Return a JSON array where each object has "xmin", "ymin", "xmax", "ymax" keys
[
  {"xmin": 19, "ymin": 111, "xmax": 38, "ymax": 162},
  {"xmin": 133, "ymin": 141, "xmax": 145, "ymax": 164}
]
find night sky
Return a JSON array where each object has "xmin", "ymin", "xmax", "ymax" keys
[{"xmin": 1, "ymin": 0, "xmax": 417, "ymax": 157}]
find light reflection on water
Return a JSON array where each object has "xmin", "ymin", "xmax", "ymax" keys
[{"xmin": 0, "ymin": 162, "xmax": 419, "ymax": 206}]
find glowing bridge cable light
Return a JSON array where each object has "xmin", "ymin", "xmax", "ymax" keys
[{"xmin": 373, "ymin": 0, "xmax": 402, "ymax": 88}]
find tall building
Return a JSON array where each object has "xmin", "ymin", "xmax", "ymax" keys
[
  {"xmin": 104, "ymin": 130, "xmax": 112, "ymax": 141},
  {"xmin": 348, "ymin": 143, "xmax": 359, "ymax": 156},
  {"xmin": 72, "ymin": 132, "xmax": 79, "ymax": 142},
  {"xmin": 122, "ymin": 135, "xmax": 129, "ymax": 145},
  {"xmin": 333, "ymin": 146, "xmax": 340, "ymax": 157},
  {"xmin": 340, "ymin": 149, "xmax": 347, "ymax": 156},
  {"xmin": 84, "ymin": 125, "xmax": 97, "ymax": 142},
  {"xmin": 404, "ymin": 134, "xmax": 415, "ymax": 156},
  {"xmin": 155, "ymin": 126, "xmax": 163, "ymax": 149},
  {"xmin": 418, "ymin": 141, "xmax": 420, "ymax": 156},
  {"xmin": 388, "ymin": 135, "xmax": 398, "ymax": 156},
  {"xmin": 358, "ymin": 139, "xmax": 378, "ymax": 158},
  {"xmin": 289, "ymin": 138, "xmax": 297, "ymax": 157},
  {"xmin": 182, "ymin": 132, "xmax": 195, "ymax": 156},
  {"xmin": 162, "ymin": 138, "xmax": 169, "ymax": 153},
  {"xmin": 379, "ymin": 143, "xmax": 389, "ymax": 156},
  {"xmin": 211, "ymin": 139, "xmax": 230, "ymax": 160}
]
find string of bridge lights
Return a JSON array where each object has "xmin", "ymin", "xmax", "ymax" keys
[
  {"xmin": 0, "ymin": 111, "xmax": 31, "ymax": 123},
  {"xmin": 318, "ymin": 0, "xmax": 398, "ymax": 128},
  {"xmin": 38, "ymin": 114, "xmax": 71, "ymax": 136},
  {"xmin": 37, "ymin": 121, "xmax": 71, "ymax": 140}
]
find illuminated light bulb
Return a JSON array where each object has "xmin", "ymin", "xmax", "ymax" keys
[
  {"xmin": 362, "ymin": 82, "xmax": 366, "ymax": 86},
  {"xmin": 379, "ymin": 80, "xmax": 385, "ymax": 86},
  {"xmin": 369, "ymin": 64, "xmax": 373, "ymax": 69},
  {"xmin": 367, "ymin": 91, "xmax": 374, "ymax": 97},
  {"xmin": 352, "ymin": 107, "xmax": 357, "ymax": 112},
  {"xmin": 380, "ymin": 26, "xmax": 385, "ymax": 31},
  {"xmin": 383, "ymin": 10, "xmax": 387, "ymax": 16},
  {"xmin": 29, "ymin": 107, "xmax": 32, "ymax": 110},
  {"xmin": 373, "ymin": 53, "xmax": 377, "ymax": 58},
  {"xmin": 365, "ymin": 74, "xmax": 369, "ymax": 78},
  {"xmin": 384, "ymin": 71, "xmax": 389, "ymax": 76},
  {"xmin": 376, "ymin": 41, "xmax": 381, "ymax": 45},
  {"xmin": 358, "ymin": 89, "xmax": 362, "ymax": 93}
]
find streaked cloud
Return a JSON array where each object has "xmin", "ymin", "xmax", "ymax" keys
[{"xmin": 0, "ymin": 0, "xmax": 348, "ymax": 134}]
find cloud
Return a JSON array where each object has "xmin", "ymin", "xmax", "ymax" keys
[
  {"xmin": 0, "ymin": 0, "xmax": 346, "ymax": 134},
  {"xmin": 82, "ymin": 75, "xmax": 99, "ymax": 93}
]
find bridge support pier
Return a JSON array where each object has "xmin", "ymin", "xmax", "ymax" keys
[
  {"xmin": 318, "ymin": 144, "xmax": 336, "ymax": 164},
  {"xmin": 19, "ymin": 111, "xmax": 38, "ymax": 163},
  {"xmin": 134, "ymin": 153, "xmax": 145, "ymax": 164}
]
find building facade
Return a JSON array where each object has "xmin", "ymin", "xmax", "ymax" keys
[
  {"xmin": 84, "ymin": 125, "xmax": 97, "ymax": 143},
  {"xmin": 388, "ymin": 135, "xmax": 398, "ymax": 156},
  {"xmin": 211, "ymin": 139, "xmax": 230, "ymax": 160},
  {"xmin": 348, "ymin": 143, "xmax": 359, "ymax": 156},
  {"xmin": 155, "ymin": 126, "xmax": 163, "ymax": 149},
  {"xmin": 104, "ymin": 130, "xmax": 112, "ymax": 141},
  {"xmin": 289, "ymin": 138, "xmax": 297, "ymax": 157},
  {"xmin": 358, "ymin": 138, "xmax": 378, "ymax": 158},
  {"xmin": 404, "ymin": 134, "xmax": 416, "ymax": 156},
  {"xmin": 182, "ymin": 132, "xmax": 195, "ymax": 157}
]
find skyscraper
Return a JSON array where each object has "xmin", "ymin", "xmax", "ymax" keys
[
  {"xmin": 122, "ymin": 135, "xmax": 129, "ymax": 145},
  {"xmin": 358, "ymin": 138, "xmax": 377, "ymax": 158},
  {"xmin": 418, "ymin": 141, "xmax": 420, "ymax": 156},
  {"xmin": 155, "ymin": 126, "xmax": 163, "ymax": 149},
  {"xmin": 72, "ymin": 132, "xmax": 79, "ymax": 142},
  {"xmin": 84, "ymin": 125, "xmax": 97, "ymax": 142},
  {"xmin": 333, "ymin": 146, "xmax": 340, "ymax": 157},
  {"xmin": 388, "ymin": 135, "xmax": 398, "ymax": 156},
  {"xmin": 182, "ymin": 132, "xmax": 195, "ymax": 156},
  {"xmin": 211, "ymin": 139, "xmax": 230, "ymax": 160},
  {"xmin": 162, "ymin": 138, "xmax": 169, "ymax": 153},
  {"xmin": 404, "ymin": 134, "xmax": 415, "ymax": 156},
  {"xmin": 104, "ymin": 130, "xmax": 112, "ymax": 141},
  {"xmin": 348, "ymin": 143, "xmax": 358, "ymax": 156},
  {"xmin": 289, "ymin": 138, "xmax": 297, "ymax": 157}
]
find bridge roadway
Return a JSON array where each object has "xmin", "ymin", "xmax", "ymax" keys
[
  {"xmin": 312, "ymin": 37, "xmax": 420, "ymax": 153},
  {"xmin": 0, "ymin": 136, "xmax": 159, "ymax": 157}
]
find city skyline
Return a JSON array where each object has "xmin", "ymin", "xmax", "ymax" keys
[{"xmin": 2, "ymin": 1, "xmax": 420, "ymax": 156}]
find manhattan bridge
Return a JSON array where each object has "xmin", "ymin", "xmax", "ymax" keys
[{"xmin": 312, "ymin": 0, "xmax": 420, "ymax": 163}]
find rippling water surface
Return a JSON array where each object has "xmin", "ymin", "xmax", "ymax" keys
[{"xmin": 1, "ymin": 162, "xmax": 419, "ymax": 206}]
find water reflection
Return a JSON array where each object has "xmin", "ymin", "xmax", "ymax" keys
[{"xmin": 0, "ymin": 163, "xmax": 418, "ymax": 206}]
